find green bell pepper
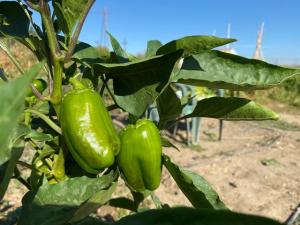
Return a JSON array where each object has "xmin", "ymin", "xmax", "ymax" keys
[
  {"xmin": 60, "ymin": 77, "xmax": 120, "ymax": 174},
  {"xmin": 118, "ymin": 119, "xmax": 162, "ymax": 192}
]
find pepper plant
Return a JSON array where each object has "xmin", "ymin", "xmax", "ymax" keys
[{"xmin": 0, "ymin": 1, "xmax": 299, "ymax": 225}]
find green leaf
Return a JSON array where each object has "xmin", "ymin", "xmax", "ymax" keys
[
  {"xmin": 161, "ymin": 137, "xmax": 180, "ymax": 152},
  {"xmin": 183, "ymin": 97, "xmax": 279, "ymax": 120},
  {"xmin": 82, "ymin": 67, "xmax": 100, "ymax": 89},
  {"xmin": 0, "ymin": 145, "xmax": 24, "ymax": 200},
  {"xmin": 19, "ymin": 171, "xmax": 117, "ymax": 225},
  {"xmin": 73, "ymin": 207, "xmax": 282, "ymax": 225},
  {"xmin": 52, "ymin": 2, "xmax": 69, "ymax": 36},
  {"xmin": 0, "ymin": 1, "xmax": 29, "ymax": 38},
  {"xmin": 176, "ymin": 50, "xmax": 300, "ymax": 90},
  {"xmin": 23, "ymin": 35, "xmax": 48, "ymax": 62},
  {"xmin": 157, "ymin": 86, "xmax": 182, "ymax": 128},
  {"xmin": 81, "ymin": 78, "xmax": 95, "ymax": 89},
  {"xmin": 115, "ymin": 207, "xmax": 282, "ymax": 225},
  {"xmin": 145, "ymin": 40, "xmax": 162, "ymax": 58},
  {"xmin": 70, "ymin": 182, "xmax": 117, "ymax": 223},
  {"xmin": 108, "ymin": 197, "xmax": 136, "ymax": 211},
  {"xmin": 31, "ymin": 101, "xmax": 50, "ymax": 115},
  {"xmin": 0, "ymin": 63, "xmax": 42, "ymax": 166},
  {"xmin": 163, "ymin": 155, "xmax": 227, "ymax": 210},
  {"xmin": 53, "ymin": 0, "xmax": 89, "ymax": 37},
  {"xmin": 157, "ymin": 35, "xmax": 236, "ymax": 56},
  {"xmin": 0, "ymin": 125, "xmax": 31, "ymax": 197},
  {"xmin": 71, "ymin": 217, "xmax": 106, "ymax": 225},
  {"xmin": 10, "ymin": 124, "xmax": 31, "ymax": 145},
  {"xmin": 72, "ymin": 42, "xmax": 104, "ymax": 66},
  {"xmin": 107, "ymin": 31, "xmax": 129, "ymax": 63},
  {"xmin": 128, "ymin": 114, "xmax": 139, "ymax": 124},
  {"xmin": 93, "ymin": 50, "xmax": 183, "ymax": 117},
  {"xmin": 26, "ymin": 129, "xmax": 53, "ymax": 142}
]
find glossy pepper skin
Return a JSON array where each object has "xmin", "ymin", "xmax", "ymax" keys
[
  {"xmin": 118, "ymin": 119, "xmax": 162, "ymax": 192},
  {"xmin": 26, "ymin": 79, "xmax": 47, "ymax": 97},
  {"xmin": 60, "ymin": 78, "xmax": 120, "ymax": 174}
]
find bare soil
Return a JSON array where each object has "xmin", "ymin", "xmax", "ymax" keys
[
  {"xmin": 156, "ymin": 101, "xmax": 300, "ymax": 223},
  {"xmin": 1, "ymin": 101, "xmax": 300, "ymax": 224}
]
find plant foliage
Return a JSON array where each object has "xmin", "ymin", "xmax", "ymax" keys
[{"xmin": 0, "ymin": 1, "xmax": 298, "ymax": 224}]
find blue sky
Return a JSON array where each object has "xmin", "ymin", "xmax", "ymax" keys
[{"xmin": 33, "ymin": 0, "xmax": 300, "ymax": 64}]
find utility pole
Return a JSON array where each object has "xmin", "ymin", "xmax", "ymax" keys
[
  {"xmin": 226, "ymin": 23, "xmax": 231, "ymax": 51},
  {"xmin": 253, "ymin": 22, "xmax": 264, "ymax": 60},
  {"xmin": 100, "ymin": 7, "xmax": 109, "ymax": 49}
]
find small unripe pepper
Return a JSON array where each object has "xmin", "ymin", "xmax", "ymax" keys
[
  {"xmin": 26, "ymin": 79, "xmax": 47, "ymax": 97},
  {"xmin": 60, "ymin": 77, "xmax": 120, "ymax": 174},
  {"xmin": 24, "ymin": 79, "xmax": 47, "ymax": 125},
  {"xmin": 117, "ymin": 119, "xmax": 162, "ymax": 192}
]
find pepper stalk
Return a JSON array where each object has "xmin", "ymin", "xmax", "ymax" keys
[
  {"xmin": 36, "ymin": 0, "xmax": 63, "ymax": 114},
  {"xmin": 36, "ymin": 0, "xmax": 95, "ymax": 115}
]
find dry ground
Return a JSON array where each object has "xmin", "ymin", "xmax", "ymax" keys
[{"xmin": 155, "ymin": 101, "xmax": 300, "ymax": 223}]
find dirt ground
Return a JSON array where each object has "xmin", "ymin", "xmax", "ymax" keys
[
  {"xmin": 156, "ymin": 101, "xmax": 300, "ymax": 223},
  {"xmin": 1, "ymin": 101, "xmax": 300, "ymax": 224}
]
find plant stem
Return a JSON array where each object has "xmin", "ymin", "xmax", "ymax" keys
[
  {"xmin": 100, "ymin": 82, "xmax": 106, "ymax": 96},
  {"xmin": 15, "ymin": 176, "xmax": 32, "ymax": 190},
  {"xmin": 151, "ymin": 192, "xmax": 162, "ymax": 209},
  {"xmin": 51, "ymin": 59, "xmax": 63, "ymax": 111},
  {"xmin": 30, "ymin": 84, "xmax": 45, "ymax": 100},
  {"xmin": 65, "ymin": 0, "xmax": 95, "ymax": 62},
  {"xmin": 100, "ymin": 74, "xmax": 118, "ymax": 105},
  {"xmin": 24, "ymin": 111, "xmax": 31, "ymax": 126},
  {"xmin": 16, "ymin": 160, "xmax": 32, "ymax": 169},
  {"xmin": 38, "ymin": 0, "xmax": 61, "ymax": 58},
  {"xmin": 164, "ymin": 115, "xmax": 186, "ymax": 131},
  {"xmin": 24, "ymin": 0, "xmax": 39, "ymax": 11},
  {"xmin": 0, "ymin": 39, "xmax": 25, "ymax": 74},
  {"xmin": 13, "ymin": 167, "xmax": 31, "ymax": 190},
  {"xmin": 28, "ymin": 140, "xmax": 38, "ymax": 149},
  {"xmin": 38, "ymin": 0, "xmax": 63, "ymax": 112},
  {"xmin": 25, "ymin": 109, "xmax": 62, "ymax": 135},
  {"xmin": 107, "ymin": 104, "xmax": 119, "ymax": 111}
]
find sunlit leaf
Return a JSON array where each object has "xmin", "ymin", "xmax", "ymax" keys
[
  {"xmin": 163, "ymin": 155, "xmax": 227, "ymax": 210},
  {"xmin": 157, "ymin": 36, "xmax": 236, "ymax": 56},
  {"xmin": 107, "ymin": 32, "xmax": 129, "ymax": 63},
  {"xmin": 157, "ymin": 86, "xmax": 182, "ymax": 127},
  {"xmin": 146, "ymin": 40, "xmax": 162, "ymax": 58},
  {"xmin": 175, "ymin": 50, "xmax": 300, "ymax": 90},
  {"xmin": 183, "ymin": 97, "xmax": 279, "ymax": 120},
  {"xmin": 19, "ymin": 171, "xmax": 117, "ymax": 225},
  {"xmin": 53, "ymin": 0, "xmax": 89, "ymax": 37},
  {"xmin": 93, "ymin": 50, "xmax": 183, "ymax": 116}
]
